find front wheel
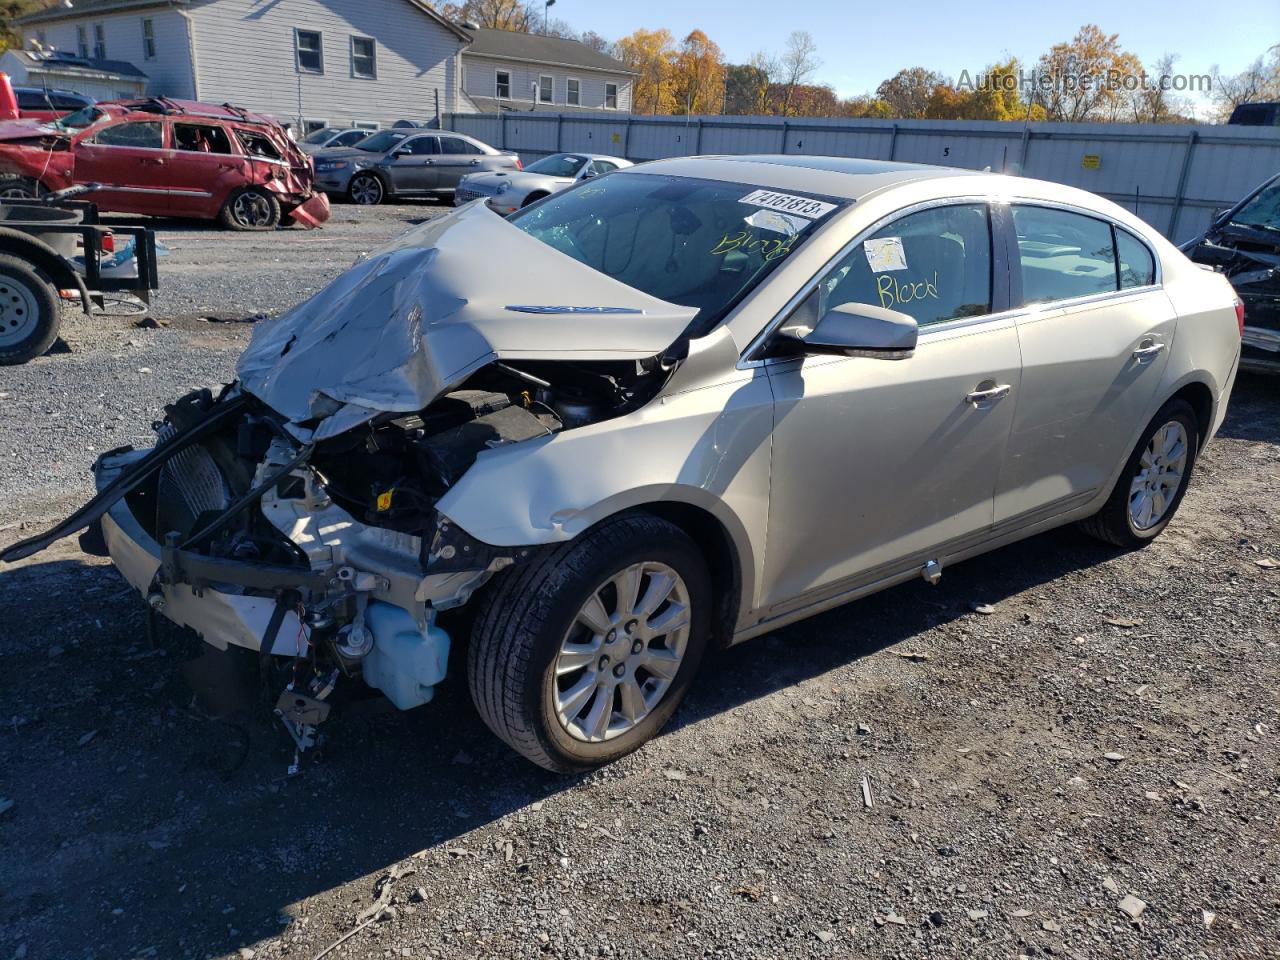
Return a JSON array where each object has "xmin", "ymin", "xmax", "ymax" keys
[
  {"xmin": 468, "ymin": 513, "xmax": 711, "ymax": 772},
  {"xmin": 1079, "ymin": 399, "xmax": 1199, "ymax": 548},
  {"xmin": 0, "ymin": 255, "xmax": 61, "ymax": 365},
  {"xmin": 219, "ymin": 187, "xmax": 281, "ymax": 231},
  {"xmin": 347, "ymin": 172, "xmax": 385, "ymax": 205}
]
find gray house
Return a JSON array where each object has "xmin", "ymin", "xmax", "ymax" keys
[
  {"xmin": 15, "ymin": 1, "xmax": 634, "ymax": 131},
  {"xmin": 17, "ymin": 0, "xmax": 472, "ymax": 130},
  {"xmin": 460, "ymin": 27, "xmax": 634, "ymax": 114}
]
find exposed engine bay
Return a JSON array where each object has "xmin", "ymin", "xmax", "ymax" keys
[{"xmin": 39, "ymin": 355, "xmax": 672, "ymax": 770}]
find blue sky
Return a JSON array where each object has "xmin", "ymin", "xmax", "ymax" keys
[{"xmin": 553, "ymin": 0, "xmax": 1278, "ymax": 115}]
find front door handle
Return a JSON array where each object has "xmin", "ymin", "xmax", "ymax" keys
[
  {"xmin": 469, "ymin": 159, "xmax": 480, "ymax": 165},
  {"xmin": 1132, "ymin": 340, "xmax": 1166, "ymax": 363},
  {"xmin": 965, "ymin": 383, "xmax": 1012, "ymax": 405}
]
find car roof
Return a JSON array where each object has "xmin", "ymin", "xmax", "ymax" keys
[{"xmin": 627, "ymin": 155, "xmax": 985, "ymax": 201}]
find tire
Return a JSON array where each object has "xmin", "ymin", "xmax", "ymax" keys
[
  {"xmin": 0, "ymin": 255, "xmax": 61, "ymax": 365},
  {"xmin": 219, "ymin": 187, "xmax": 281, "ymax": 231},
  {"xmin": 0, "ymin": 176, "xmax": 44, "ymax": 200},
  {"xmin": 468, "ymin": 512, "xmax": 712, "ymax": 772},
  {"xmin": 1078, "ymin": 399, "xmax": 1200, "ymax": 548},
  {"xmin": 347, "ymin": 172, "xmax": 385, "ymax": 206},
  {"xmin": 521, "ymin": 191, "xmax": 548, "ymax": 208}
]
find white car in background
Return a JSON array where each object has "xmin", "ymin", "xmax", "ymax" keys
[{"xmin": 455, "ymin": 152, "xmax": 631, "ymax": 214}]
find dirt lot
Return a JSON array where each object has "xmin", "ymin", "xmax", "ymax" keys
[{"xmin": 1, "ymin": 205, "xmax": 1278, "ymax": 960}]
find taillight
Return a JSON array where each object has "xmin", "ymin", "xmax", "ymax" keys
[
  {"xmin": 513, "ymin": 156, "xmax": 523, "ymax": 170},
  {"xmin": 1234, "ymin": 298, "xmax": 1245, "ymax": 337},
  {"xmin": 100, "ymin": 231, "xmax": 114, "ymax": 253}
]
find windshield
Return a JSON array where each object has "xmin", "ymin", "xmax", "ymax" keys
[
  {"xmin": 508, "ymin": 172, "xmax": 843, "ymax": 332},
  {"xmin": 526, "ymin": 154, "xmax": 589, "ymax": 177},
  {"xmin": 1229, "ymin": 177, "xmax": 1280, "ymax": 233},
  {"xmin": 302, "ymin": 127, "xmax": 337, "ymax": 144},
  {"xmin": 354, "ymin": 130, "xmax": 408, "ymax": 153},
  {"xmin": 53, "ymin": 105, "xmax": 106, "ymax": 132}
]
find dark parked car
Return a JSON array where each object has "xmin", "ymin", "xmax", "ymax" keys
[
  {"xmin": 1227, "ymin": 102, "xmax": 1280, "ymax": 127},
  {"xmin": 14, "ymin": 86, "xmax": 94, "ymax": 123},
  {"xmin": 298, "ymin": 126, "xmax": 374, "ymax": 154},
  {"xmin": 312, "ymin": 129, "xmax": 520, "ymax": 205},
  {"xmin": 1182, "ymin": 171, "xmax": 1280, "ymax": 373}
]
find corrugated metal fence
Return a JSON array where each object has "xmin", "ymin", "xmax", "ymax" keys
[{"xmin": 444, "ymin": 111, "xmax": 1280, "ymax": 243}]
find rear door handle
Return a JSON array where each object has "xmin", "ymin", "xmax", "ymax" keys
[
  {"xmin": 965, "ymin": 384, "xmax": 1012, "ymax": 405},
  {"xmin": 1132, "ymin": 340, "xmax": 1166, "ymax": 363}
]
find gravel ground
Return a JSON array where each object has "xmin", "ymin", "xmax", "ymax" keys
[{"xmin": 0, "ymin": 204, "xmax": 1278, "ymax": 960}]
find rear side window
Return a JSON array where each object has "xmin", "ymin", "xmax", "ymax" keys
[
  {"xmin": 1116, "ymin": 228, "xmax": 1155, "ymax": 288},
  {"xmin": 16, "ymin": 90, "xmax": 49, "ymax": 109},
  {"xmin": 440, "ymin": 137, "xmax": 483, "ymax": 156},
  {"xmin": 174, "ymin": 122, "xmax": 233, "ymax": 154},
  {"xmin": 92, "ymin": 120, "xmax": 163, "ymax": 149},
  {"xmin": 1012, "ymin": 206, "xmax": 1116, "ymax": 303},
  {"xmin": 814, "ymin": 203, "xmax": 993, "ymax": 327}
]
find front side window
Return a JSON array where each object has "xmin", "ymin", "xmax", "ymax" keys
[
  {"xmin": 605, "ymin": 83, "xmax": 618, "ymax": 109},
  {"xmin": 538, "ymin": 75, "xmax": 553, "ymax": 103},
  {"xmin": 91, "ymin": 120, "xmax": 162, "ymax": 149},
  {"xmin": 141, "ymin": 18, "xmax": 156, "ymax": 59},
  {"xmin": 566, "ymin": 78, "xmax": 581, "ymax": 106},
  {"xmin": 509, "ymin": 173, "xmax": 844, "ymax": 334},
  {"xmin": 496, "ymin": 70, "xmax": 511, "ymax": 99},
  {"xmin": 805, "ymin": 204, "xmax": 992, "ymax": 328},
  {"xmin": 402, "ymin": 136, "xmax": 439, "ymax": 155},
  {"xmin": 295, "ymin": 29, "xmax": 323, "ymax": 73},
  {"xmin": 1012, "ymin": 205, "xmax": 1116, "ymax": 303},
  {"xmin": 92, "ymin": 23, "xmax": 106, "ymax": 58},
  {"xmin": 76, "ymin": 26, "xmax": 88, "ymax": 58},
  {"xmin": 351, "ymin": 36, "xmax": 375, "ymax": 79},
  {"xmin": 1116, "ymin": 228, "xmax": 1155, "ymax": 288}
]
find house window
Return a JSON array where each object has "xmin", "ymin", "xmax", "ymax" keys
[
  {"xmin": 295, "ymin": 29, "xmax": 323, "ymax": 74},
  {"xmin": 141, "ymin": 18, "xmax": 156, "ymax": 59},
  {"xmin": 302, "ymin": 118, "xmax": 328, "ymax": 134},
  {"xmin": 495, "ymin": 69, "xmax": 511, "ymax": 99},
  {"xmin": 76, "ymin": 25, "xmax": 88, "ymax": 58},
  {"xmin": 93, "ymin": 23, "xmax": 106, "ymax": 59},
  {"xmin": 352, "ymin": 121, "xmax": 379, "ymax": 129},
  {"xmin": 351, "ymin": 35, "xmax": 375, "ymax": 79},
  {"xmin": 538, "ymin": 75, "xmax": 553, "ymax": 103},
  {"xmin": 605, "ymin": 82, "xmax": 618, "ymax": 109},
  {"xmin": 566, "ymin": 78, "xmax": 580, "ymax": 106}
]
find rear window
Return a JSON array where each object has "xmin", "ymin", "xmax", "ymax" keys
[{"xmin": 508, "ymin": 172, "xmax": 844, "ymax": 333}]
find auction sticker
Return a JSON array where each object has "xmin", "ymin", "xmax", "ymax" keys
[
  {"xmin": 738, "ymin": 189, "xmax": 836, "ymax": 219},
  {"xmin": 863, "ymin": 237, "xmax": 907, "ymax": 272}
]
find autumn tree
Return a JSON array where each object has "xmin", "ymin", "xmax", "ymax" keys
[
  {"xmin": 615, "ymin": 28, "xmax": 678, "ymax": 115},
  {"xmin": 671, "ymin": 29, "xmax": 725, "ymax": 114},
  {"xmin": 777, "ymin": 31, "xmax": 820, "ymax": 116},
  {"xmin": 724, "ymin": 59, "xmax": 772, "ymax": 115},
  {"xmin": 1031, "ymin": 24, "xmax": 1142, "ymax": 122},
  {"xmin": 579, "ymin": 30, "xmax": 613, "ymax": 55},
  {"xmin": 1, "ymin": 0, "xmax": 49, "ymax": 51},
  {"xmin": 1209, "ymin": 47, "xmax": 1280, "ymax": 121},
  {"xmin": 437, "ymin": 0, "xmax": 532, "ymax": 31},
  {"xmin": 875, "ymin": 67, "xmax": 945, "ymax": 119}
]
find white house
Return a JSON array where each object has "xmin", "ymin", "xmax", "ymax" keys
[
  {"xmin": 0, "ymin": 47, "xmax": 148, "ymax": 102},
  {"xmin": 17, "ymin": 0, "xmax": 472, "ymax": 130},
  {"xmin": 15, "ymin": 1, "xmax": 634, "ymax": 131},
  {"xmin": 460, "ymin": 27, "xmax": 634, "ymax": 114}
]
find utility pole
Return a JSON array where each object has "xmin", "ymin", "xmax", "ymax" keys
[{"xmin": 543, "ymin": 0, "xmax": 556, "ymax": 34}]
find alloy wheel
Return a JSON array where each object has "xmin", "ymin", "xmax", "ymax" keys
[
  {"xmin": 0, "ymin": 182, "xmax": 35, "ymax": 199},
  {"xmin": 0, "ymin": 273, "xmax": 41, "ymax": 348},
  {"xmin": 231, "ymin": 191, "xmax": 274, "ymax": 228},
  {"xmin": 1129, "ymin": 420, "xmax": 1188, "ymax": 530},
  {"xmin": 350, "ymin": 174, "xmax": 383, "ymax": 205},
  {"xmin": 553, "ymin": 562, "xmax": 692, "ymax": 743}
]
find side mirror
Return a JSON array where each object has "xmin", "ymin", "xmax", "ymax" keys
[{"xmin": 781, "ymin": 302, "xmax": 918, "ymax": 360}]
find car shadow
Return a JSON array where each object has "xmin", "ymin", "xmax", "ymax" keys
[{"xmin": 2, "ymin": 379, "xmax": 1273, "ymax": 959}]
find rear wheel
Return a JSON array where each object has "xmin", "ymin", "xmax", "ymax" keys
[
  {"xmin": 1079, "ymin": 399, "xmax": 1199, "ymax": 548},
  {"xmin": 468, "ymin": 513, "xmax": 711, "ymax": 772},
  {"xmin": 348, "ymin": 173, "xmax": 385, "ymax": 205},
  {"xmin": 0, "ymin": 255, "xmax": 60, "ymax": 365},
  {"xmin": 219, "ymin": 187, "xmax": 281, "ymax": 231}
]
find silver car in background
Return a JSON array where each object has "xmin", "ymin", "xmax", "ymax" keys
[
  {"xmin": 312, "ymin": 129, "xmax": 520, "ymax": 205},
  {"xmin": 456, "ymin": 152, "xmax": 631, "ymax": 214},
  {"xmin": 4, "ymin": 156, "xmax": 1242, "ymax": 774},
  {"xmin": 297, "ymin": 127, "xmax": 376, "ymax": 155}
]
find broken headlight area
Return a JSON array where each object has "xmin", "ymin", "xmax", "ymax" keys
[{"xmin": 10, "ymin": 353, "xmax": 670, "ymax": 767}]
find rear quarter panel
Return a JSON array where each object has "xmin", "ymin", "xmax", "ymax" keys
[{"xmin": 1159, "ymin": 259, "xmax": 1241, "ymax": 441}]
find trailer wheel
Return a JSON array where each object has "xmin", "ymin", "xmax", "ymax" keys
[
  {"xmin": 0, "ymin": 255, "xmax": 61, "ymax": 365},
  {"xmin": 0, "ymin": 176, "xmax": 45, "ymax": 200}
]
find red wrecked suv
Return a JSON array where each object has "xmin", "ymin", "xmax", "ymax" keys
[{"xmin": 0, "ymin": 97, "xmax": 330, "ymax": 230}]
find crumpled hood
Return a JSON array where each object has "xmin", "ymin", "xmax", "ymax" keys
[
  {"xmin": 0, "ymin": 118, "xmax": 59, "ymax": 142},
  {"xmin": 237, "ymin": 202, "xmax": 697, "ymax": 433}
]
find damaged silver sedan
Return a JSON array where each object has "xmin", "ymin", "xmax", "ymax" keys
[{"xmin": 3, "ymin": 156, "xmax": 1243, "ymax": 771}]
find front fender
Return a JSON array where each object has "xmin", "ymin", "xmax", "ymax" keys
[{"xmin": 435, "ymin": 362, "xmax": 775, "ymax": 623}]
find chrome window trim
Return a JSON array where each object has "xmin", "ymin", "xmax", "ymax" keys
[{"xmin": 738, "ymin": 192, "xmax": 1166, "ymax": 368}]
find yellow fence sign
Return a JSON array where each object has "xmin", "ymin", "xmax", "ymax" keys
[{"xmin": 1082, "ymin": 154, "xmax": 1101, "ymax": 170}]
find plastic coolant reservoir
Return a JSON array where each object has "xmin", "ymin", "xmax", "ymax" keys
[{"xmin": 360, "ymin": 601, "xmax": 451, "ymax": 710}]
